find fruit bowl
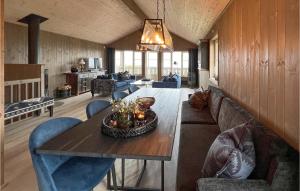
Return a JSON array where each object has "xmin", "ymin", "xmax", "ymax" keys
[{"xmin": 136, "ymin": 97, "xmax": 155, "ymax": 109}]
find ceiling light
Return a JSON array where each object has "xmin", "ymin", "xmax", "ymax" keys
[{"xmin": 137, "ymin": 0, "xmax": 173, "ymax": 51}]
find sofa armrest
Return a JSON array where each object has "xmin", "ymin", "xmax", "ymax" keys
[
  {"xmin": 130, "ymin": 75, "xmax": 136, "ymax": 80},
  {"xmin": 197, "ymin": 178, "xmax": 271, "ymax": 191}
]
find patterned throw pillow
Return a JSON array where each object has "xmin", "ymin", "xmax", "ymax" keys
[
  {"xmin": 117, "ymin": 71, "xmax": 130, "ymax": 80},
  {"xmin": 188, "ymin": 90, "xmax": 210, "ymax": 110},
  {"xmin": 202, "ymin": 123, "xmax": 256, "ymax": 179}
]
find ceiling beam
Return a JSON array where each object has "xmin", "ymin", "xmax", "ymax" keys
[{"xmin": 121, "ymin": 0, "xmax": 148, "ymax": 20}]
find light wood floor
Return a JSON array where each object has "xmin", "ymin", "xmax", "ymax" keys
[{"xmin": 2, "ymin": 88, "xmax": 193, "ymax": 191}]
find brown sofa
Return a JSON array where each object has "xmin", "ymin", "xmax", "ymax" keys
[{"xmin": 177, "ymin": 86, "xmax": 299, "ymax": 191}]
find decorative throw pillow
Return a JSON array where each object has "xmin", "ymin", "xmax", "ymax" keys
[
  {"xmin": 117, "ymin": 71, "xmax": 130, "ymax": 81},
  {"xmin": 188, "ymin": 90, "xmax": 210, "ymax": 110},
  {"xmin": 201, "ymin": 123, "xmax": 256, "ymax": 179}
]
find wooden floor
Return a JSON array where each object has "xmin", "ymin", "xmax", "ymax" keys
[{"xmin": 2, "ymin": 88, "xmax": 193, "ymax": 191}]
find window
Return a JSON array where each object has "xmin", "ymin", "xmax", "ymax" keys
[
  {"xmin": 209, "ymin": 35, "xmax": 219, "ymax": 85},
  {"xmin": 162, "ymin": 52, "xmax": 171, "ymax": 75},
  {"xmin": 134, "ymin": 52, "xmax": 142, "ymax": 75},
  {"xmin": 182, "ymin": 52, "xmax": 189, "ymax": 77},
  {"xmin": 115, "ymin": 51, "xmax": 122, "ymax": 73},
  {"xmin": 146, "ymin": 52, "xmax": 158, "ymax": 80},
  {"xmin": 162, "ymin": 51, "xmax": 189, "ymax": 77},
  {"xmin": 114, "ymin": 50, "xmax": 142, "ymax": 75},
  {"xmin": 124, "ymin": 51, "xmax": 133, "ymax": 73}
]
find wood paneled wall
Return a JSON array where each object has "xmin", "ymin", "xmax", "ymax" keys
[
  {"xmin": 0, "ymin": 0, "xmax": 4, "ymax": 187},
  {"xmin": 208, "ymin": 0, "xmax": 299, "ymax": 150},
  {"xmin": 4, "ymin": 22, "xmax": 106, "ymax": 96}
]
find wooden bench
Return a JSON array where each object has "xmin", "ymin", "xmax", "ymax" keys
[{"xmin": 4, "ymin": 97, "xmax": 54, "ymax": 120}]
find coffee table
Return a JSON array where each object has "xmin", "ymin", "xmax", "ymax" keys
[
  {"xmin": 131, "ymin": 79, "xmax": 154, "ymax": 87},
  {"xmin": 37, "ymin": 88, "xmax": 181, "ymax": 191}
]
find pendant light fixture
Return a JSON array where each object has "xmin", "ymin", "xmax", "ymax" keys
[{"xmin": 137, "ymin": 0, "xmax": 173, "ymax": 51}]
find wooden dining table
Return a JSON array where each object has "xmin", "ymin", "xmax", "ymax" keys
[{"xmin": 37, "ymin": 88, "xmax": 182, "ymax": 191}]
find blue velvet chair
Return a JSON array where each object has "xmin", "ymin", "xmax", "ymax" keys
[
  {"xmin": 128, "ymin": 85, "xmax": 140, "ymax": 94},
  {"xmin": 29, "ymin": 117, "xmax": 117, "ymax": 191},
  {"xmin": 112, "ymin": 91, "xmax": 129, "ymax": 101},
  {"xmin": 86, "ymin": 100, "xmax": 111, "ymax": 119}
]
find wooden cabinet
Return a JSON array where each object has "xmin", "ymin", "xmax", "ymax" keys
[{"xmin": 65, "ymin": 71, "xmax": 104, "ymax": 95}]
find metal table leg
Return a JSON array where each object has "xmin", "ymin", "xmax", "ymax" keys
[
  {"xmin": 107, "ymin": 159, "xmax": 162, "ymax": 191},
  {"xmin": 161, "ymin": 161, "xmax": 164, "ymax": 191},
  {"xmin": 122, "ymin": 158, "xmax": 125, "ymax": 188},
  {"xmin": 106, "ymin": 170, "xmax": 111, "ymax": 190},
  {"xmin": 135, "ymin": 160, "xmax": 147, "ymax": 187}
]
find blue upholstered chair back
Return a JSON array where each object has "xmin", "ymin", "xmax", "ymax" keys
[
  {"xmin": 112, "ymin": 91, "xmax": 128, "ymax": 101},
  {"xmin": 29, "ymin": 117, "xmax": 82, "ymax": 191},
  {"xmin": 128, "ymin": 85, "xmax": 139, "ymax": 94},
  {"xmin": 86, "ymin": 100, "xmax": 111, "ymax": 119}
]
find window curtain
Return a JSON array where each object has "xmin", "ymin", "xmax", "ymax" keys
[
  {"xmin": 188, "ymin": 48, "xmax": 199, "ymax": 88},
  {"xmin": 106, "ymin": 47, "xmax": 115, "ymax": 74}
]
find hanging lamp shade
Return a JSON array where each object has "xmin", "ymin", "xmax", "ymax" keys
[{"xmin": 138, "ymin": 19, "xmax": 173, "ymax": 51}]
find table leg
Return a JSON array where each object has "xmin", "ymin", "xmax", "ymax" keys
[
  {"xmin": 107, "ymin": 159, "xmax": 159, "ymax": 191},
  {"xmin": 111, "ymin": 164, "xmax": 118, "ymax": 191},
  {"xmin": 122, "ymin": 158, "xmax": 125, "ymax": 188},
  {"xmin": 47, "ymin": 106, "xmax": 53, "ymax": 117},
  {"xmin": 161, "ymin": 161, "xmax": 164, "ymax": 191},
  {"xmin": 135, "ymin": 160, "xmax": 147, "ymax": 187},
  {"xmin": 106, "ymin": 170, "xmax": 111, "ymax": 190}
]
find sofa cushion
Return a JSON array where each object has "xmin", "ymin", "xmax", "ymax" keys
[
  {"xmin": 208, "ymin": 86, "xmax": 225, "ymax": 122},
  {"xmin": 248, "ymin": 125, "xmax": 292, "ymax": 180},
  {"xmin": 202, "ymin": 123, "xmax": 255, "ymax": 179},
  {"xmin": 268, "ymin": 156, "xmax": 299, "ymax": 191},
  {"xmin": 181, "ymin": 101, "xmax": 216, "ymax": 124},
  {"xmin": 114, "ymin": 81, "xmax": 128, "ymax": 88},
  {"xmin": 218, "ymin": 98, "xmax": 255, "ymax": 132},
  {"xmin": 197, "ymin": 178, "xmax": 271, "ymax": 191},
  {"xmin": 177, "ymin": 124, "xmax": 220, "ymax": 191}
]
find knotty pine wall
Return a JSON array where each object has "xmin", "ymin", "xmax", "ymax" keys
[
  {"xmin": 0, "ymin": 0, "xmax": 4, "ymax": 187},
  {"xmin": 207, "ymin": 0, "xmax": 299, "ymax": 150},
  {"xmin": 4, "ymin": 22, "xmax": 106, "ymax": 96}
]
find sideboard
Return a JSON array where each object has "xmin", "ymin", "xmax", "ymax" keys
[{"xmin": 65, "ymin": 71, "xmax": 105, "ymax": 95}]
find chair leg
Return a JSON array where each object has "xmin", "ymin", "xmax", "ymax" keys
[{"xmin": 111, "ymin": 164, "xmax": 118, "ymax": 191}]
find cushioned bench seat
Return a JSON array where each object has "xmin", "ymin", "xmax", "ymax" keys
[
  {"xmin": 181, "ymin": 101, "xmax": 215, "ymax": 124},
  {"xmin": 177, "ymin": 86, "xmax": 299, "ymax": 191},
  {"xmin": 177, "ymin": 124, "xmax": 220, "ymax": 191}
]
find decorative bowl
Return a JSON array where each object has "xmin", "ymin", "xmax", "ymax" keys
[
  {"xmin": 136, "ymin": 97, "xmax": 155, "ymax": 109},
  {"xmin": 102, "ymin": 110, "xmax": 158, "ymax": 138}
]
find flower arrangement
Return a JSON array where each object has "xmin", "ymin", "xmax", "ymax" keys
[{"xmin": 108, "ymin": 98, "xmax": 154, "ymax": 129}]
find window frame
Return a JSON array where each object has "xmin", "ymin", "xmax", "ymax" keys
[
  {"xmin": 114, "ymin": 50, "xmax": 143, "ymax": 75},
  {"xmin": 162, "ymin": 51, "xmax": 189, "ymax": 77},
  {"xmin": 209, "ymin": 34, "xmax": 219, "ymax": 86}
]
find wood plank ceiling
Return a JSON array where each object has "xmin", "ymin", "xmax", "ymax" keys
[
  {"xmin": 4, "ymin": 0, "xmax": 141, "ymax": 44},
  {"xmin": 4, "ymin": 0, "xmax": 230, "ymax": 44},
  {"xmin": 134, "ymin": 0, "xmax": 230, "ymax": 43}
]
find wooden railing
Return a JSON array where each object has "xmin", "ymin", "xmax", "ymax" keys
[{"xmin": 4, "ymin": 64, "xmax": 45, "ymax": 124}]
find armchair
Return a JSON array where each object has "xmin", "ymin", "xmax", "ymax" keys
[{"xmin": 91, "ymin": 73, "xmax": 136, "ymax": 96}]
